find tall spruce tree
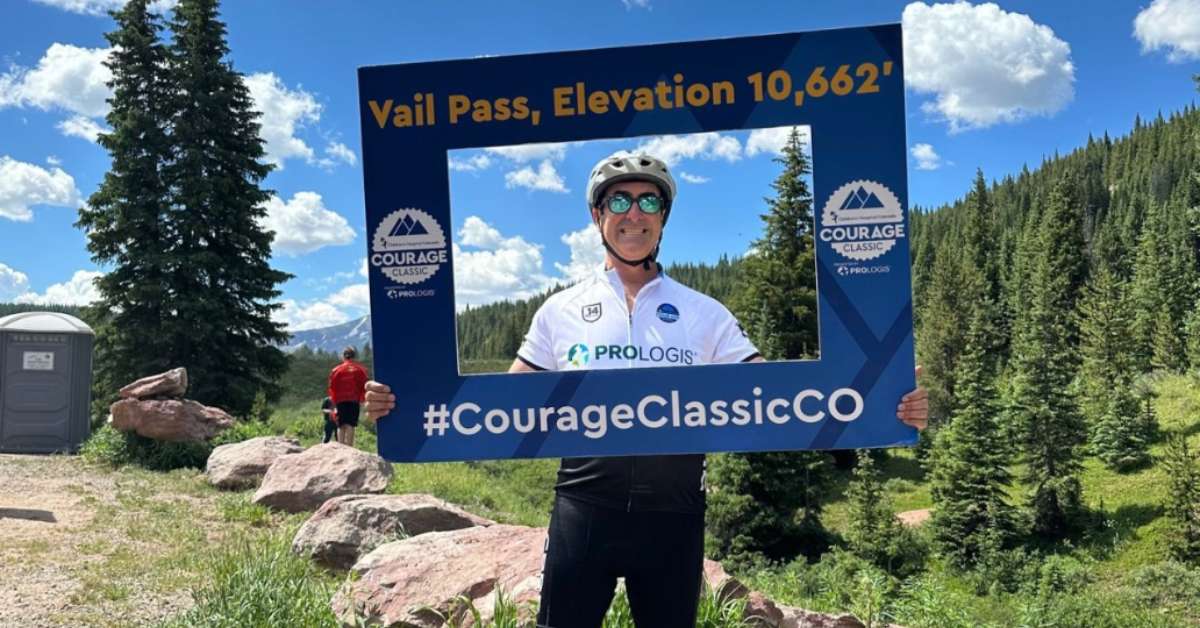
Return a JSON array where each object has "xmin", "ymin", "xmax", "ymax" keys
[
  {"xmin": 162, "ymin": 0, "xmax": 291, "ymax": 414},
  {"xmin": 1008, "ymin": 178, "xmax": 1089, "ymax": 538},
  {"xmin": 77, "ymin": 0, "xmax": 174, "ymax": 407},
  {"xmin": 845, "ymin": 449, "xmax": 920, "ymax": 575},
  {"xmin": 731, "ymin": 126, "xmax": 817, "ymax": 357},
  {"xmin": 928, "ymin": 273, "xmax": 1015, "ymax": 569},
  {"xmin": 1162, "ymin": 431, "xmax": 1200, "ymax": 564},
  {"xmin": 1077, "ymin": 265, "xmax": 1149, "ymax": 470},
  {"xmin": 1130, "ymin": 200, "xmax": 1196, "ymax": 373},
  {"xmin": 710, "ymin": 127, "xmax": 830, "ymax": 565}
]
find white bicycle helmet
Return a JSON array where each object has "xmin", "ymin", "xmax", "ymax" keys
[
  {"xmin": 585, "ymin": 151, "xmax": 677, "ymax": 269},
  {"xmin": 586, "ymin": 152, "xmax": 677, "ymax": 216}
]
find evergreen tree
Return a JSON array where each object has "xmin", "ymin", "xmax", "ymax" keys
[
  {"xmin": 845, "ymin": 450, "xmax": 921, "ymax": 575},
  {"xmin": 1008, "ymin": 179, "xmax": 1088, "ymax": 539},
  {"xmin": 76, "ymin": 0, "xmax": 175, "ymax": 410},
  {"xmin": 706, "ymin": 450, "xmax": 831, "ymax": 567},
  {"xmin": 1162, "ymin": 431, "xmax": 1200, "ymax": 564},
  {"xmin": 1077, "ymin": 265, "xmax": 1150, "ymax": 470},
  {"xmin": 928, "ymin": 283, "xmax": 1015, "ymax": 569},
  {"xmin": 710, "ymin": 127, "xmax": 830, "ymax": 565},
  {"xmin": 731, "ymin": 126, "xmax": 817, "ymax": 358},
  {"xmin": 914, "ymin": 247, "xmax": 966, "ymax": 426},
  {"xmin": 161, "ymin": 0, "xmax": 291, "ymax": 414}
]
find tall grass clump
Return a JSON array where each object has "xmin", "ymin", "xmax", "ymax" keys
[{"xmin": 159, "ymin": 529, "xmax": 339, "ymax": 627}]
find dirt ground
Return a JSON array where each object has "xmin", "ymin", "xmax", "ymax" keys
[{"xmin": 0, "ymin": 454, "xmax": 208, "ymax": 627}]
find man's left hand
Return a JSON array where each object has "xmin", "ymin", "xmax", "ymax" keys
[{"xmin": 897, "ymin": 365, "xmax": 929, "ymax": 431}]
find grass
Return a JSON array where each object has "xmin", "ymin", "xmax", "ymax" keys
[{"xmin": 157, "ymin": 527, "xmax": 343, "ymax": 628}]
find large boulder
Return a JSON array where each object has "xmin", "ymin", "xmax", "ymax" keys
[
  {"xmin": 110, "ymin": 398, "xmax": 234, "ymax": 442},
  {"xmin": 206, "ymin": 436, "xmax": 304, "ymax": 490},
  {"xmin": 704, "ymin": 559, "xmax": 749, "ymax": 601},
  {"xmin": 292, "ymin": 494, "xmax": 495, "ymax": 570},
  {"xmin": 119, "ymin": 367, "xmax": 188, "ymax": 399},
  {"xmin": 331, "ymin": 524, "xmax": 546, "ymax": 627},
  {"xmin": 253, "ymin": 443, "xmax": 392, "ymax": 513}
]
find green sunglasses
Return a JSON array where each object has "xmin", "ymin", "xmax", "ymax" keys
[{"xmin": 603, "ymin": 191, "xmax": 665, "ymax": 214}]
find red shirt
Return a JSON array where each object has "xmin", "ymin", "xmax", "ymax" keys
[{"xmin": 328, "ymin": 359, "xmax": 368, "ymax": 404}]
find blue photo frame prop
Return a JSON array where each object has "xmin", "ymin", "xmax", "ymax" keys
[{"xmin": 359, "ymin": 25, "xmax": 916, "ymax": 463}]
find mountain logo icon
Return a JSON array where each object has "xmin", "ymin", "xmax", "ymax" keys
[
  {"xmin": 388, "ymin": 213, "xmax": 430, "ymax": 237},
  {"xmin": 838, "ymin": 186, "xmax": 885, "ymax": 210}
]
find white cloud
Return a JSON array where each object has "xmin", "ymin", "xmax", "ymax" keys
[
  {"xmin": 323, "ymin": 141, "xmax": 357, "ymax": 167},
  {"xmin": 244, "ymin": 72, "xmax": 322, "ymax": 169},
  {"xmin": 46, "ymin": 156, "xmax": 61, "ymax": 166},
  {"xmin": 678, "ymin": 171, "xmax": 709, "ymax": 184},
  {"xmin": 0, "ymin": 155, "xmax": 82, "ymax": 221},
  {"xmin": 636, "ymin": 132, "xmax": 742, "ymax": 166},
  {"xmin": 554, "ymin": 224, "xmax": 605, "ymax": 284},
  {"xmin": 32, "ymin": 0, "xmax": 177, "ymax": 15},
  {"xmin": 327, "ymin": 283, "xmax": 370, "ymax": 311},
  {"xmin": 0, "ymin": 43, "xmax": 112, "ymax": 118},
  {"xmin": 57, "ymin": 114, "xmax": 107, "ymax": 142},
  {"xmin": 453, "ymin": 216, "xmax": 555, "ymax": 308},
  {"xmin": 0, "ymin": 263, "xmax": 31, "ymax": 301},
  {"xmin": 274, "ymin": 299, "xmax": 350, "ymax": 332},
  {"xmin": 459, "ymin": 216, "xmax": 504, "ymax": 248},
  {"xmin": 359, "ymin": 257, "xmax": 368, "ymax": 278},
  {"xmin": 1135, "ymin": 0, "xmax": 1200, "ymax": 62},
  {"xmin": 902, "ymin": 2, "xmax": 1075, "ymax": 131},
  {"xmin": 622, "ymin": 0, "xmax": 651, "ymax": 8},
  {"xmin": 273, "ymin": 282, "xmax": 369, "ymax": 332},
  {"xmin": 13, "ymin": 270, "xmax": 102, "ymax": 306},
  {"xmin": 911, "ymin": 143, "xmax": 943, "ymax": 170},
  {"xmin": 745, "ymin": 126, "xmax": 811, "ymax": 157},
  {"xmin": 505, "ymin": 159, "xmax": 569, "ymax": 193},
  {"xmin": 449, "ymin": 153, "xmax": 493, "ymax": 172},
  {"xmin": 486, "ymin": 142, "xmax": 569, "ymax": 163},
  {"xmin": 260, "ymin": 191, "xmax": 355, "ymax": 256}
]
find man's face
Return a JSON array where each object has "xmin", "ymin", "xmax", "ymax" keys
[{"xmin": 591, "ymin": 180, "xmax": 665, "ymax": 263}]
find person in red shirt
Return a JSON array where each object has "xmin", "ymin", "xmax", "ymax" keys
[{"xmin": 328, "ymin": 346, "xmax": 368, "ymax": 446}]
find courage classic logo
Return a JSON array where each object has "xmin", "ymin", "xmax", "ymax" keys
[
  {"xmin": 371, "ymin": 208, "xmax": 449, "ymax": 290},
  {"xmin": 820, "ymin": 180, "xmax": 905, "ymax": 262}
]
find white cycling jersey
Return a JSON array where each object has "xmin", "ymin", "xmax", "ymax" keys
[{"xmin": 517, "ymin": 265, "xmax": 759, "ymax": 371}]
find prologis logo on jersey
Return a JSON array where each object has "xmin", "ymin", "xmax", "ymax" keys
[
  {"xmin": 820, "ymin": 180, "xmax": 905, "ymax": 262},
  {"xmin": 371, "ymin": 209, "xmax": 449, "ymax": 289}
]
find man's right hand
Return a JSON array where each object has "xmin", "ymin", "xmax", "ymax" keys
[{"xmin": 365, "ymin": 380, "xmax": 395, "ymax": 420}]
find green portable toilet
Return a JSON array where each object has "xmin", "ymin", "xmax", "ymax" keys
[{"xmin": 0, "ymin": 311, "xmax": 95, "ymax": 453}]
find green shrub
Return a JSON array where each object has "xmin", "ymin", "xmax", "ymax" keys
[
  {"xmin": 158, "ymin": 529, "xmax": 340, "ymax": 627},
  {"xmin": 81, "ymin": 420, "xmax": 273, "ymax": 471},
  {"xmin": 1129, "ymin": 560, "xmax": 1200, "ymax": 618}
]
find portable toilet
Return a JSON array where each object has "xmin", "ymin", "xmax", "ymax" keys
[{"xmin": 0, "ymin": 311, "xmax": 95, "ymax": 453}]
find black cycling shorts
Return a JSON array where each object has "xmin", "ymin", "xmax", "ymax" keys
[
  {"xmin": 334, "ymin": 401, "xmax": 360, "ymax": 427},
  {"xmin": 536, "ymin": 494, "xmax": 705, "ymax": 628}
]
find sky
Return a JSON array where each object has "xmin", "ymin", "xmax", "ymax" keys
[{"xmin": 1, "ymin": 0, "xmax": 1197, "ymax": 330}]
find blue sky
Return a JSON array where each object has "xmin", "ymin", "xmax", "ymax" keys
[{"xmin": 1, "ymin": 0, "xmax": 1197, "ymax": 330}]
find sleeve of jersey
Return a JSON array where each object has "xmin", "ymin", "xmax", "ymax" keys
[
  {"xmin": 515, "ymin": 304, "xmax": 554, "ymax": 371},
  {"xmin": 711, "ymin": 306, "xmax": 761, "ymax": 364}
]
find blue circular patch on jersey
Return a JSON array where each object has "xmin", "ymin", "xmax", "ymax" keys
[{"xmin": 656, "ymin": 303, "xmax": 680, "ymax": 323}]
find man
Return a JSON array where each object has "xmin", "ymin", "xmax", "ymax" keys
[
  {"xmin": 328, "ymin": 346, "xmax": 368, "ymax": 447},
  {"xmin": 365, "ymin": 151, "xmax": 928, "ymax": 626}
]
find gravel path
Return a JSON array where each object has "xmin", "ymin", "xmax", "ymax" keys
[{"xmin": 0, "ymin": 454, "xmax": 204, "ymax": 627}]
